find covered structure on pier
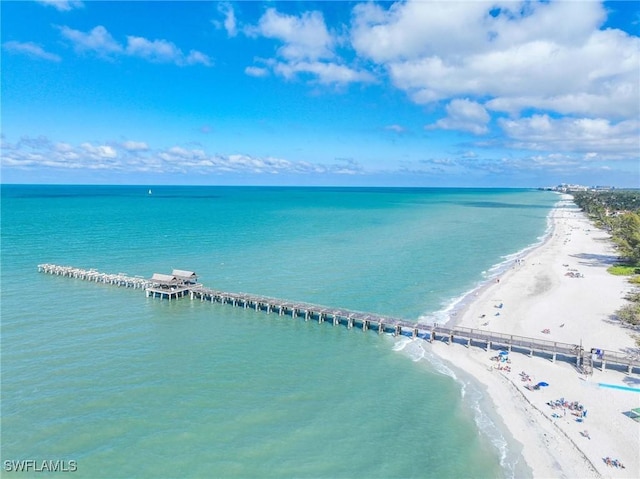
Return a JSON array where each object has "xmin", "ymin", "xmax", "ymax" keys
[
  {"xmin": 150, "ymin": 273, "xmax": 180, "ymax": 287},
  {"xmin": 171, "ymin": 269, "xmax": 198, "ymax": 285},
  {"xmin": 146, "ymin": 272, "xmax": 193, "ymax": 300}
]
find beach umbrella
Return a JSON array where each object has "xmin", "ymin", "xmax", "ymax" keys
[
  {"xmin": 537, "ymin": 382, "xmax": 549, "ymax": 387},
  {"xmin": 499, "ymin": 350, "xmax": 508, "ymax": 355}
]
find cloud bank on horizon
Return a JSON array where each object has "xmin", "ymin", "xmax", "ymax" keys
[{"xmin": 2, "ymin": 0, "xmax": 639, "ymax": 187}]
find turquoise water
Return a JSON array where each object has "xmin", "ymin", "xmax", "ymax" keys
[{"xmin": 1, "ymin": 186, "xmax": 556, "ymax": 478}]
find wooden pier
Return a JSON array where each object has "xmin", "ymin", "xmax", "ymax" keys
[
  {"xmin": 37, "ymin": 263, "xmax": 151, "ymax": 288},
  {"xmin": 38, "ymin": 264, "xmax": 640, "ymax": 375}
]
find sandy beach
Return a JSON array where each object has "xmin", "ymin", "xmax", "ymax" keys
[{"xmin": 427, "ymin": 194, "xmax": 639, "ymax": 478}]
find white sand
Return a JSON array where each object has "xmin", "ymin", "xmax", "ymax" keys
[{"xmin": 425, "ymin": 195, "xmax": 639, "ymax": 478}]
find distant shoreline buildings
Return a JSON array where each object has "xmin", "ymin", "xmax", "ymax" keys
[{"xmin": 539, "ymin": 183, "xmax": 615, "ymax": 193}]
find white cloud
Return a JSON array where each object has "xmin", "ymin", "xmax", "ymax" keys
[
  {"xmin": 429, "ymin": 98, "xmax": 490, "ymax": 135},
  {"xmin": 125, "ymin": 36, "xmax": 211, "ymax": 66},
  {"xmin": 403, "ymin": 151, "xmax": 611, "ymax": 179},
  {"xmin": 54, "ymin": 142, "xmax": 73, "ymax": 152},
  {"xmin": 36, "ymin": 0, "xmax": 83, "ymax": 11},
  {"xmin": 152, "ymin": 148, "xmax": 364, "ymax": 175},
  {"xmin": 54, "ymin": 142, "xmax": 80, "ymax": 160},
  {"xmin": 247, "ymin": 8, "xmax": 372, "ymax": 86},
  {"xmin": 59, "ymin": 25, "xmax": 122, "ymax": 56},
  {"xmin": 498, "ymin": 114, "xmax": 640, "ymax": 158},
  {"xmin": 351, "ymin": 1, "xmax": 606, "ymax": 62},
  {"xmin": 351, "ymin": 1, "xmax": 490, "ymax": 62},
  {"xmin": 273, "ymin": 61, "xmax": 374, "ymax": 85},
  {"xmin": 385, "ymin": 124, "xmax": 406, "ymax": 134},
  {"xmin": 257, "ymin": 8, "xmax": 334, "ymax": 61},
  {"xmin": 184, "ymin": 50, "xmax": 212, "ymax": 67},
  {"xmin": 350, "ymin": 0, "xmax": 639, "ymax": 121},
  {"xmin": 460, "ymin": 151, "xmax": 478, "ymax": 159},
  {"xmin": 2, "ymin": 41, "xmax": 61, "ymax": 62},
  {"xmin": 125, "ymin": 36, "xmax": 181, "ymax": 62},
  {"xmin": 2, "ymin": 135, "xmax": 633, "ymax": 182},
  {"xmin": 59, "ymin": 25, "xmax": 211, "ymax": 66},
  {"xmin": 217, "ymin": 2, "xmax": 237, "ymax": 37},
  {"xmin": 0, "ymin": 137, "xmax": 365, "ymax": 177},
  {"xmin": 244, "ymin": 66, "xmax": 269, "ymax": 78},
  {"xmin": 81, "ymin": 142, "xmax": 118, "ymax": 159},
  {"xmin": 122, "ymin": 141, "xmax": 149, "ymax": 152},
  {"xmin": 1, "ymin": 137, "xmax": 117, "ymax": 170}
]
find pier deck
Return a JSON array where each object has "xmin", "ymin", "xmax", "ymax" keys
[{"xmin": 38, "ymin": 263, "xmax": 640, "ymax": 375}]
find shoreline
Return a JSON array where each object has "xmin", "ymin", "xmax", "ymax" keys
[
  {"xmin": 418, "ymin": 201, "xmax": 557, "ymax": 328},
  {"xmin": 419, "ymin": 194, "xmax": 639, "ymax": 478}
]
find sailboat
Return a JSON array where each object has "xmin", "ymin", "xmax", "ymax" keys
[{"xmin": 148, "ymin": 189, "xmax": 152, "ymax": 195}]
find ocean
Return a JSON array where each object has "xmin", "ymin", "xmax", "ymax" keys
[{"xmin": 1, "ymin": 185, "xmax": 557, "ymax": 478}]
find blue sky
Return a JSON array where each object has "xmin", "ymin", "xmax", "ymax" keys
[{"xmin": 1, "ymin": 0, "xmax": 639, "ymax": 187}]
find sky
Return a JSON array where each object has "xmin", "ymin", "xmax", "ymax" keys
[{"xmin": 1, "ymin": 0, "xmax": 639, "ymax": 187}]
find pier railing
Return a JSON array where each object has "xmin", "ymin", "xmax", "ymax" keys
[
  {"xmin": 37, "ymin": 264, "xmax": 640, "ymax": 375},
  {"xmin": 37, "ymin": 263, "xmax": 151, "ymax": 288}
]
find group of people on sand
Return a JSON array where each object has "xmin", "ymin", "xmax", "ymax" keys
[
  {"xmin": 489, "ymin": 355, "xmax": 511, "ymax": 372},
  {"xmin": 603, "ymin": 457, "xmax": 625, "ymax": 469},
  {"xmin": 565, "ymin": 271, "xmax": 584, "ymax": 278},
  {"xmin": 563, "ymin": 264, "xmax": 584, "ymax": 278},
  {"xmin": 546, "ymin": 398, "xmax": 587, "ymax": 419},
  {"xmin": 520, "ymin": 371, "xmax": 547, "ymax": 390}
]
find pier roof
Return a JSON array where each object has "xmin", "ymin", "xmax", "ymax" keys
[
  {"xmin": 150, "ymin": 273, "xmax": 179, "ymax": 286},
  {"xmin": 172, "ymin": 269, "xmax": 197, "ymax": 282}
]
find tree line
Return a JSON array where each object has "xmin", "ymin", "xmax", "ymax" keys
[{"xmin": 572, "ymin": 190, "xmax": 640, "ymax": 265}]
